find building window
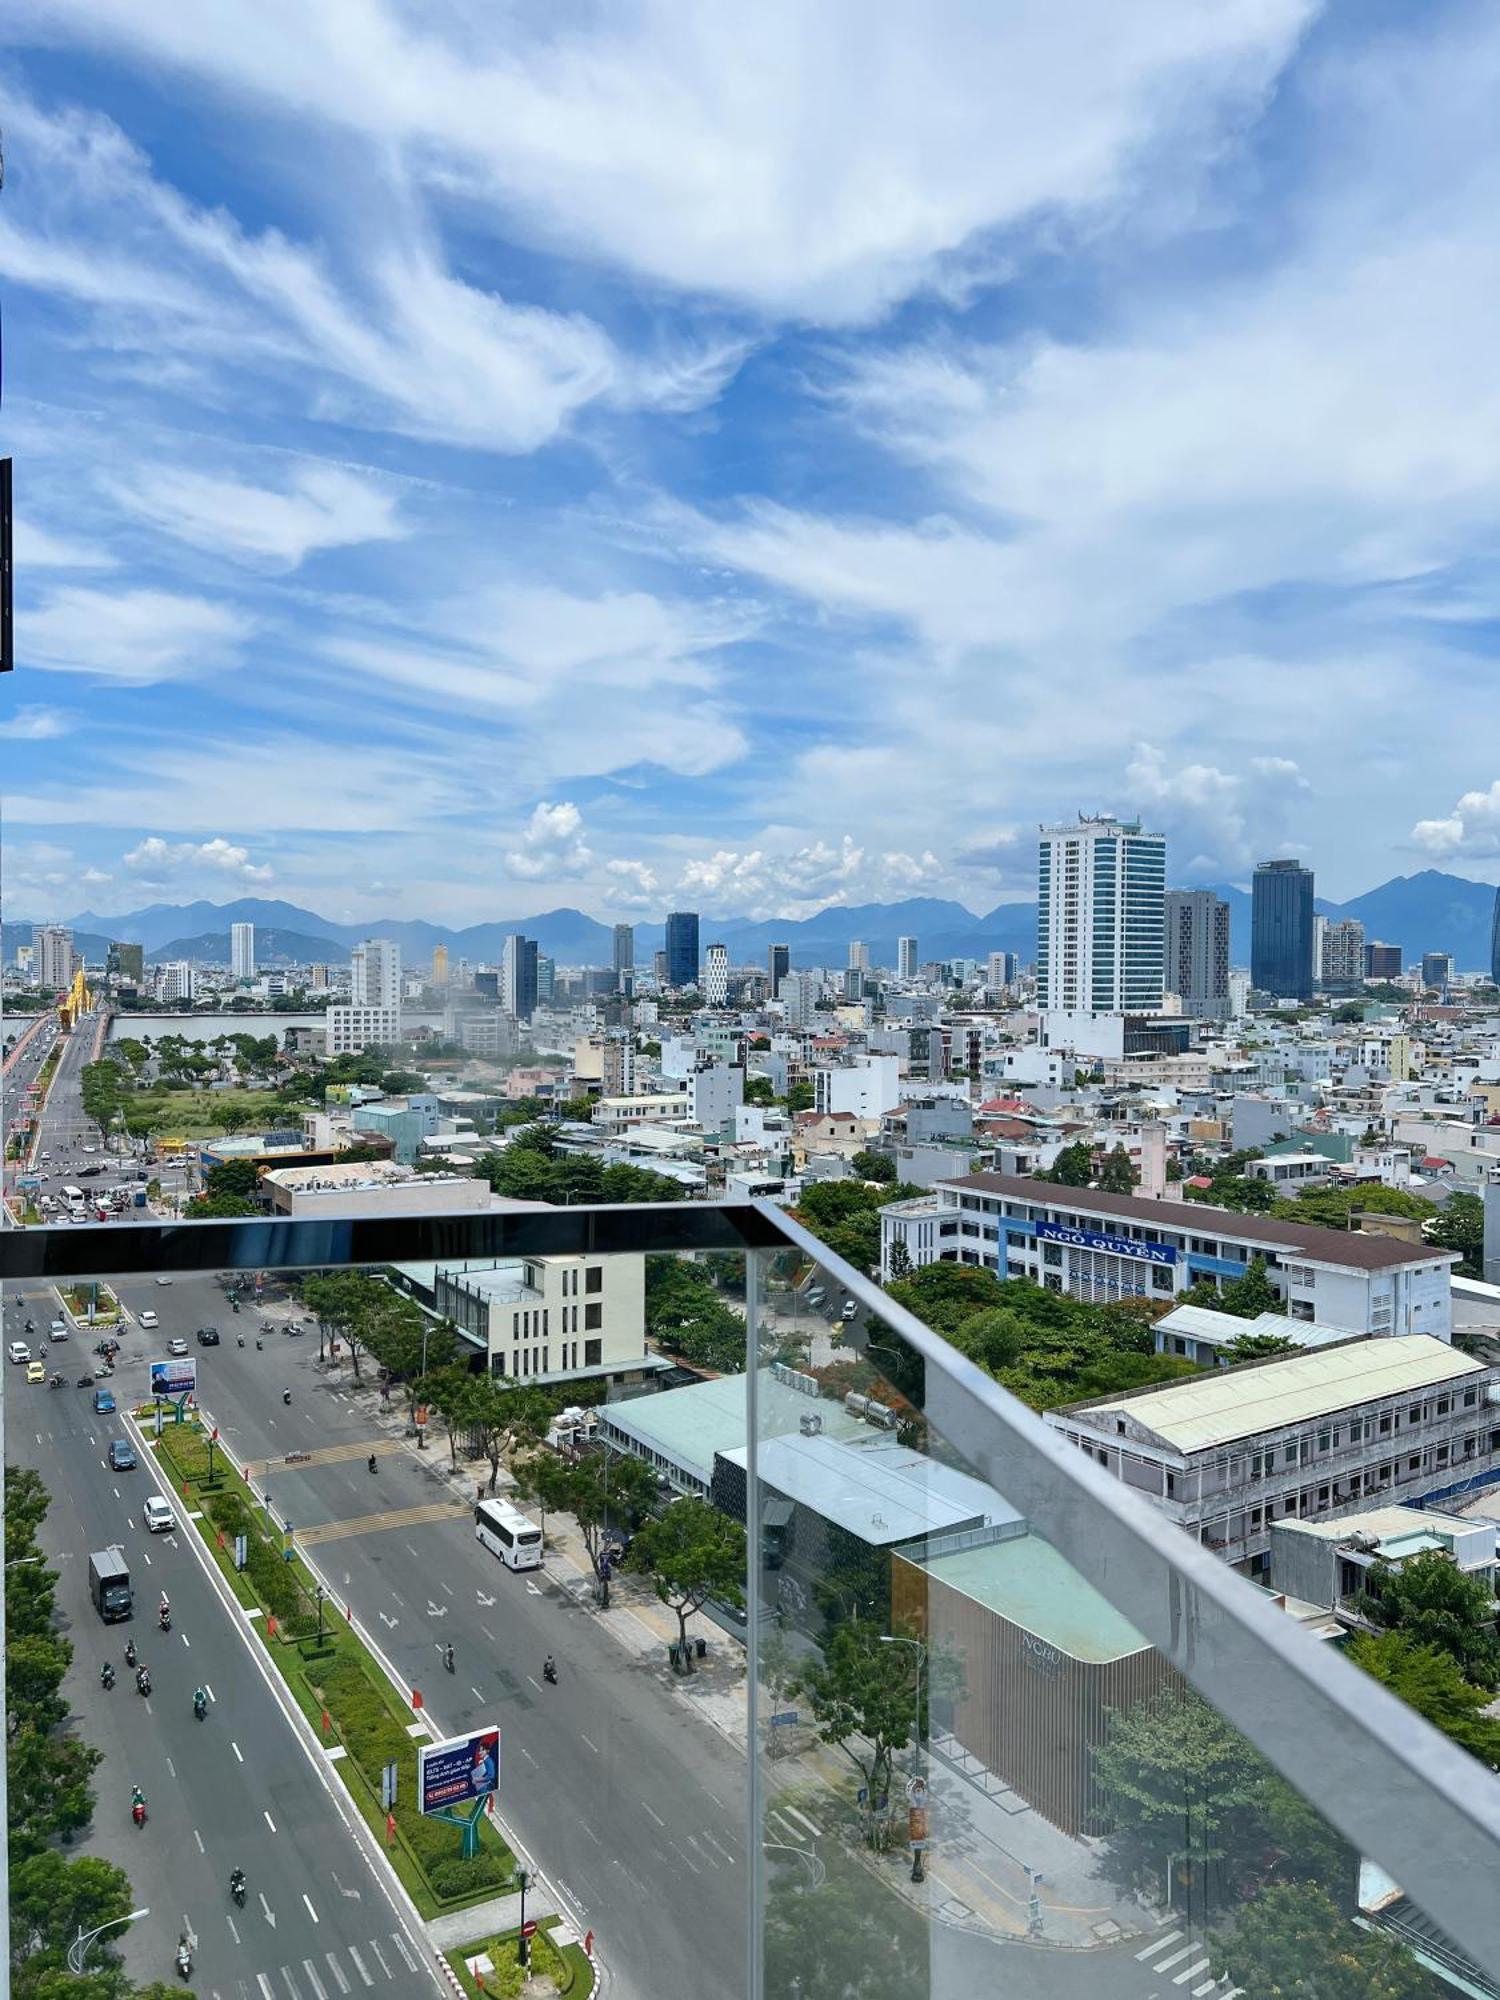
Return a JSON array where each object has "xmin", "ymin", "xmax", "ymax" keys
[
  {"xmin": 586, "ymin": 1266, "xmax": 603, "ymax": 1294},
  {"xmin": 1408, "ymin": 1455, "xmax": 1420, "ymax": 1472},
  {"xmin": 585, "ymin": 1302, "xmax": 603, "ymax": 1330},
  {"xmin": 1464, "ymin": 1390, "xmax": 1478, "ymax": 1409},
  {"xmin": 585, "ymin": 1338, "xmax": 602, "ymax": 1367}
]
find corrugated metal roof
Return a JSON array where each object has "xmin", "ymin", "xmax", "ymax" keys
[
  {"xmin": 1070, "ymin": 1335, "xmax": 1485, "ymax": 1453},
  {"xmin": 918, "ymin": 1537, "xmax": 1150, "ymax": 1664}
]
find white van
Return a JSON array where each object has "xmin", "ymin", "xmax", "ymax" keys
[
  {"xmin": 138, "ymin": 1310, "xmax": 159, "ymax": 1330},
  {"xmin": 8, "ymin": 1341, "xmax": 30, "ymax": 1365}
]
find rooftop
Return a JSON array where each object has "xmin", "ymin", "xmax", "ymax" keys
[
  {"xmin": 723, "ymin": 1431, "xmax": 1023, "ymax": 1546},
  {"xmin": 1272, "ymin": 1503, "xmax": 1486, "ymax": 1547},
  {"xmin": 946, "ymin": 1172, "xmax": 1459, "ymax": 1272},
  {"xmin": 1156, "ymin": 1303, "xmax": 1361, "ymax": 1350},
  {"xmin": 1058, "ymin": 1335, "xmax": 1486, "ymax": 1454},
  {"xmin": 914, "ymin": 1535, "xmax": 1151, "ymax": 1665},
  {"xmin": 599, "ymin": 1369, "xmax": 866, "ymax": 1488}
]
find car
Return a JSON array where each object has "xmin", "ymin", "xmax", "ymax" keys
[
  {"xmin": 93, "ymin": 1388, "xmax": 116, "ymax": 1414},
  {"xmin": 196, "ymin": 1327, "xmax": 220, "ymax": 1346},
  {"xmin": 167, "ymin": 1337, "xmax": 189, "ymax": 1356},
  {"xmin": 154, "ymin": 1277, "xmax": 173, "ymax": 1287},
  {"xmin": 137, "ymin": 1310, "xmax": 159, "ymax": 1330},
  {"xmin": 25, "ymin": 1360, "xmax": 45, "ymax": 1384},
  {"xmin": 7, "ymin": 1341, "xmax": 30, "ymax": 1365},
  {"xmin": 108, "ymin": 1439, "xmax": 137, "ymax": 1471},
  {"xmin": 143, "ymin": 1495, "xmax": 174, "ymax": 1534},
  {"xmin": 841, "ymin": 1300, "xmax": 858, "ymax": 1318},
  {"xmin": 49, "ymin": 1321, "xmax": 68, "ymax": 1342}
]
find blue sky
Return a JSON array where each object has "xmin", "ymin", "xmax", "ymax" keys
[{"xmin": 3, "ymin": 0, "xmax": 1500, "ymax": 925}]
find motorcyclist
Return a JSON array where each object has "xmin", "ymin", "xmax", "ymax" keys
[
  {"xmin": 230, "ymin": 1866, "xmax": 246, "ymax": 1904},
  {"xmin": 543, "ymin": 1654, "xmax": 557, "ymax": 1683},
  {"xmin": 159, "ymin": 1602, "xmax": 172, "ymax": 1632},
  {"xmin": 193, "ymin": 1685, "xmax": 207, "ymax": 1718},
  {"xmin": 124, "ymin": 1637, "xmax": 138, "ymax": 1669},
  {"xmin": 283, "ymin": 1387, "xmax": 291, "ymax": 1405},
  {"xmin": 100, "ymin": 1660, "xmax": 115, "ymax": 1690},
  {"xmin": 136, "ymin": 1665, "xmax": 151, "ymax": 1696},
  {"xmin": 175, "ymin": 1934, "xmax": 192, "ymax": 1977},
  {"xmin": 159, "ymin": 1590, "xmax": 170, "ymax": 1617},
  {"xmin": 368, "ymin": 1453, "xmax": 378, "ymax": 1474},
  {"xmin": 443, "ymin": 1641, "xmax": 455, "ymax": 1673}
]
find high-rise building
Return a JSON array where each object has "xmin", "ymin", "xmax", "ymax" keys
[
  {"xmin": 1250, "ymin": 860, "xmax": 1315, "ymax": 1001},
  {"xmin": 1365, "ymin": 940, "xmax": 1402, "ymax": 981},
  {"xmin": 601, "ymin": 1032, "xmax": 636, "ymax": 1097},
  {"xmin": 310, "ymin": 963, "xmax": 331, "ymax": 991},
  {"xmin": 652, "ymin": 949, "xmax": 669, "ymax": 985},
  {"xmin": 768, "ymin": 943, "xmax": 790, "ymax": 997},
  {"xmin": 107, "ymin": 939, "xmax": 144, "ymax": 984},
  {"xmin": 898, "ymin": 936, "xmax": 919, "ymax": 979},
  {"xmin": 1037, "ymin": 815, "xmax": 1166, "ymax": 1018},
  {"xmin": 34, "ymin": 924, "xmax": 75, "ymax": 991},
  {"xmin": 230, "ymin": 922, "xmax": 256, "ymax": 982},
  {"xmin": 612, "ymin": 924, "xmax": 635, "ymax": 978},
  {"xmin": 1320, "ymin": 918, "xmax": 1365, "ymax": 988},
  {"xmin": 780, "ymin": 971, "xmax": 819, "ymax": 1031},
  {"xmin": 1163, "ymin": 890, "xmax": 1230, "ymax": 1018},
  {"xmin": 159, "ymin": 960, "xmax": 197, "ymax": 1004},
  {"xmin": 664, "ymin": 911, "xmax": 699, "ymax": 988},
  {"xmin": 1421, "ymin": 951, "xmax": 1455, "ymax": 993},
  {"xmin": 848, "ymin": 940, "xmax": 869, "ymax": 973},
  {"xmin": 537, "ymin": 955, "xmax": 555, "ymax": 1004},
  {"xmin": 350, "ymin": 938, "xmax": 401, "ymax": 1009},
  {"xmin": 502, "ymin": 934, "xmax": 539, "ymax": 1021},
  {"xmin": 431, "ymin": 943, "xmax": 450, "ymax": 986},
  {"xmin": 1492, "ymin": 891, "xmax": 1500, "ymax": 989},
  {"xmin": 704, "ymin": 943, "xmax": 729, "ymax": 1008}
]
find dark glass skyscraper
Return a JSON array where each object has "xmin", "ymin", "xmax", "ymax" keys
[
  {"xmin": 664, "ymin": 910, "xmax": 700, "ymax": 988},
  {"xmin": 1491, "ymin": 887, "xmax": 1500, "ymax": 988},
  {"xmin": 1251, "ymin": 859, "xmax": 1315, "ymax": 1000}
]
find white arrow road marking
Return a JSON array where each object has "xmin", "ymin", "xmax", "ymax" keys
[
  {"xmin": 476, "ymin": 1590, "xmax": 495, "ymax": 1608},
  {"xmin": 378, "ymin": 1612, "xmax": 397, "ymax": 1629},
  {"xmin": 425, "ymin": 1601, "xmax": 447, "ymax": 1618},
  {"xmin": 330, "ymin": 1872, "xmax": 363, "ymax": 1901},
  {"xmin": 259, "ymin": 1890, "xmax": 277, "ymax": 1928}
]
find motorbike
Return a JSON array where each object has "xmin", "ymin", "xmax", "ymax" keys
[
  {"xmin": 136, "ymin": 1668, "xmax": 152, "ymax": 1697},
  {"xmin": 255, "ymin": 1338, "xmax": 263, "ymax": 1350},
  {"xmin": 543, "ymin": 1658, "xmax": 557, "ymax": 1685},
  {"xmin": 158, "ymin": 1606, "xmax": 172, "ymax": 1633},
  {"xmin": 193, "ymin": 1688, "xmax": 207, "ymax": 1720},
  {"xmin": 175, "ymin": 1938, "xmax": 193, "ymax": 1980},
  {"xmin": 230, "ymin": 1871, "xmax": 247, "ymax": 1908},
  {"xmin": 368, "ymin": 1454, "xmax": 378, "ymax": 1474},
  {"xmin": 75, "ymin": 1373, "xmax": 93, "ymax": 1388},
  {"xmin": 283, "ymin": 1389, "xmax": 292, "ymax": 1405},
  {"xmin": 443, "ymin": 1643, "xmax": 455, "ymax": 1673},
  {"xmin": 48, "ymin": 1373, "xmax": 62, "ymax": 1390},
  {"xmin": 100, "ymin": 1662, "xmax": 115, "ymax": 1691},
  {"xmin": 237, "ymin": 1333, "xmax": 245, "ymax": 1346},
  {"xmin": 124, "ymin": 1639, "xmax": 138, "ymax": 1669},
  {"xmin": 131, "ymin": 1793, "xmax": 146, "ymax": 1828}
]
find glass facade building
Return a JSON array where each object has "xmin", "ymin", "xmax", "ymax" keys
[
  {"xmin": 664, "ymin": 909, "xmax": 701, "ymax": 988},
  {"xmin": 1036, "ymin": 815, "xmax": 1165, "ymax": 1016},
  {"xmin": 1250, "ymin": 858, "xmax": 1315, "ymax": 1000}
]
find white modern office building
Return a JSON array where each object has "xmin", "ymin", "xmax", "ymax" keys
[
  {"xmin": 704, "ymin": 942, "xmax": 729, "ymax": 1007},
  {"xmin": 1037, "ymin": 814, "xmax": 1165, "ymax": 1050},
  {"xmin": 230, "ymin": 921, "xmax": 256, "ymax": 982},
  {"xmin": 326, "ymin": 1003, "xmax": 404, "ymax": 1055},
  {"xmin": 350, "ymin": 937, "xmax": 401, "ymax": 1010},
  {"xmin": 898, "ymin": 936, "xmax": 919, "ymax": 979}
]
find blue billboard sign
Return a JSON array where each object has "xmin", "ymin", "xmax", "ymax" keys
[
  {"xmin": 418, "ymin": 1726, "xmax": 501, "ymax": 1816},
  {"xmin": 1035, "ymin": 1220, "xmax": 1176, "ymax": 1266},
  {"xmin": 150, "ymin": 1358, "xmax": 197, "ymax": 1399}
]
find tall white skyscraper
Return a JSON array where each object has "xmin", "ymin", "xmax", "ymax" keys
[
  {"xmin": 350, "ymin": 938, "xmax": 401, "ymax": 1009},
  {"xmin": 848, "ymin": 940, "xmax": 869, "ymax": 973},
  {"xmin": 1037, "ymin": 815, "xmax": 1165, "ymax": 1020},
  {"xmin": 34, "ymin": 924, "xmax": 75, "ymax": 991},
  {"xmin": 230, "ymin": 922, "xmax": 256, "ymax": 981},
  {"xmin": 704, "ymin": 942, "xmax": 729, "ymax": 1007},
  {"xmin": 898, "ymin": 936, "xmax": 918, "ymax": 979}
]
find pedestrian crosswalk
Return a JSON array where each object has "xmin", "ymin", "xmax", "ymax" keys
[
  {"xmin": 201, "ymin": 1925, "xmax": 424, "ymax": 2000},
  {"xmin": 1133, "ymin": 1927, "xmax": 1243, "ymax": 1998}
]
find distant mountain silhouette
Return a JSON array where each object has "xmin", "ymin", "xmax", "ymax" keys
[{"xmin": 5, "ymin": 867, "xmax": 1491, "ymax": 973}]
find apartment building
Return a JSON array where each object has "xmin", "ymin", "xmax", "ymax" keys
[
  {"xmin": 879, "ymin": 1172, "xmax": 1458, "ymax": 1338},
  {"xmin": 326, "ymin": 1003, "xmax": 403, "ymax": 1055},
  {"xmin": 434, "ymin": 1252, "xmax": 659, "ymax": 1390},
  {"xmin": 1046, "ymin": 1335, "xmax": 1500, "ymax": 1573}
]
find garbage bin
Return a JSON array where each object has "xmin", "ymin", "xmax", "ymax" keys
[
  {"xmin": 695, "ymin": 1637, "xmax": 707, "ymax": 1660},
  {"xmin": 668, "ymin": 1642, "xmax": 680, "ymax": 1672}
]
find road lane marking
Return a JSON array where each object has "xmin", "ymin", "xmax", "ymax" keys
[
  {"xmin": 193, "ymin": 1827, "xmax": 204, "ymax": 1853},
  {"xmin": 642, "ymin": 1802, "xmax": 665, "ymax": 1827},
  {"xmin": 257, "ymin": 1974, "xmax": 276, "ymax": 2000},
  {"xmin": 439, "ymin": 1580, "xmax": 453, "ymax": 1597},
  {"xmin": 265, "ymin": 1809, "xmax": 278, "ymax": 1832},
  {"xmin": 525, "ymin": 1676, "xmax": 542, "ymax": 1692},
  {"xmin": 469, "ymin": 1684, "xmax": 484, "ymax": 1699},
  {"xmin": 1156, "ymin": 1945, "xmax": 1198, "ymax": 1972},
  {"xmin": 205, "ymin": 1682, "xmax": 215, "ymax": 1703},
  {"xmin": 390, "ymin": 1933, "xmax": 417, "ymax": 1972},
  {"xmin": 232, "ymin": 1740, "xmax": 244, "ymax": 1761},
  {"xmin": 701, "ymin": 1829, "xmax": 738, "ymax": 1866},
  {"xmin": 670, "ymin": 1840, "xmax": 701, "ymax": 1875},
  {"xmin": 280, "ymin": 1968, "xmax": 304, "ymax": 2000},
  {"xmin": 166, "ymin": 1758, "xmax": 177, "ymax": 1780},
  {"xmin": 303, "ymin": 1959, "xmax": 329, "ymax": 1999},
  {"xmin": 579, "ymin": 1733, "xmax": 600, "ymax": 1755},
  {"xmin": 346, "ymin": 1943, "xmax": 375, "ymax": 1987},
  {"xmin": 1174, "ymin": 1962, "xmax": 1212, "ymax": 1987},
  {"xmin": 323, "ymin": 1953, "xmax": 351, "ymax": 1994},
  {"xmin": 367, "ymin": 1938, "xmax": 392, "ymax": 1979},
  {"xmin": 303, "ymin": 1893, "xmax": 319, "ymax": 1924},
  {"xmin": 581, "ymin": 1823, "xmax": 600, "ymax": 1844},
  {"xmin": 227, "ymin": 1914, "xmax": 241, "ymax": 1945},
  {"xmin": 781, "ymin": 1805, "xmax": 822, "ymax": 1837},
  {"xmin": 520, "ymin": 1747, "xmax": 537, "ymax": 1765},
  {"xmin": 1139, "ymin": 1933, "xmax": 1183, "ymax": 1961}
]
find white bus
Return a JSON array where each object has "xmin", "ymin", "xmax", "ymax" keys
[
  {"xmin": 474, "ymin": 1497, "xmax": 543, "ymax": 1571},
  {"xmin": 61, "ymin": 1185, "xmax": 86, "ymax": 1218}
]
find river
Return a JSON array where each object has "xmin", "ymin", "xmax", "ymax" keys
[{"xmin": 107, "ymin": 1011, "xmax": 449, "ymax": 1043}]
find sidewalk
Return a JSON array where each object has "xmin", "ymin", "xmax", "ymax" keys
[{"xmin": 427, "ymin": 1883, "xmax": 559, "ymax": 1953}]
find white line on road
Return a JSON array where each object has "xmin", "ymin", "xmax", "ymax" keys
[
  {"xmin": 1174, "ymin": 1962, "xmax": 1212, "ymax": 1987},
  {"xmin": 166, "ymin": 1757, "xmax": 177, "ymax": 1780},
  {"xmin": 780, "ymin": 1804, "xmax": 822, "ymax": 1838},
  {"xmin": 265, "ymin": 1808, "xmax": 277, "ymax": 1833},
  {"xmin": 439, "ymin": 1580, "xmax": 453, "ymax": 1596},
  {"xmin": 581, "ymin": 1823, "xmax": 600, "ymax": 1844},
  {"xmin": 346, "ymin": 1943, "xmax": 375, "ymax": 1987},
  {"xmin": 367, "ymin": 1938, "xmax": 392, "ymax": 1979},
  {"xmin": 525, "ymin": 1675, "xmax": 542, "ymax": 1692},
  {"xmin": 520, "ymin": 1746, "xmax": 537, "ymax": 1766},
  {"xmin": 205, "ymin": 1682, "xmax": 215, "ymax": 1703},
  {"xmin": 391, "ymin": 1933, "xmax": 417, "ymax": 1972},
  {"xmin": 700, "ymin": 1829, "xmax": 739, "ymax": 1866},
  {"xmin": 579, "ymin": 1733, "xmax": 600, "ymax": 1755},
  {"xmin": 303, "ymin": 1892, "xmax": 320, "ymax": 1924},
  {"xmin": 193, "ymin": 1827, "xmax": 204, "ymax": 1853},
  {"xmin": 1139, "ymin": 1932, "xmax": 1183, "ymax": 1961},
  {"xmin": 231, "ymin": 1740, "xmax": 244, "ymax": 1762},
  {"xmin": 227, "ymin": 1914, "xmax": 241, "ymax": 1945},
  {"xmin": 256, "ymin": 1973, "xmax": 276, "ymax": 2000},
  {"xmin": 469, "ymin": 1685, "xmax": 484, "ymax": 1700},
  {"xmin": 260, "ymin": 1889, "xmax": 277, "ymax": 1929},
  {"xmin": 303, "ymin": 1960, "xmax": 330, "ymax": 2000},
  {"xmin": 323, "ymin": 1952, "xmax": 351, "ymax": 1995},
  {"xmin": 642, "ymin": 1802, "xmax": 665, "ymax": 1827},
  {"xmin": 670, "ymin": 1840, "xmax": 701, "ymax": 1875}
]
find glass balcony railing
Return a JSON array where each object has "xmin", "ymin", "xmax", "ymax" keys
[{"xmin": 5, "ymin": 1202, "xmax": 1500, "ymax": 2000}]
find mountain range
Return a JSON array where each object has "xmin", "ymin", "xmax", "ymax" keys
[{"xmin": 2, "ymin": 869, "xmax": 1495, "ymax": 973}]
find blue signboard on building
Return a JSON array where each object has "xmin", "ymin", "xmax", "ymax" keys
[{"xmin": 1035, "ymin": 1220, "xmax": 1176, "ymax": 1265}]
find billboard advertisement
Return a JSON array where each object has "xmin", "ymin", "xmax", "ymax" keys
[
  {"xmin": 150, "ymin": 1358, "xmax": 197, "ymax": 1399},
  {"xmin": 1034, "ymin": 1220, "xmax": 1176, "ymax": 1266},
  {"xmin": 417, "ymin": 1726, "xmax": 501, "ymax": 1817}
]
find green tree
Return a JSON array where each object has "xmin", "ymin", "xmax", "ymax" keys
[
  {"xmin": 1219, "ymin": 1256, "xmax": 1284, "ymax": 1320},
  {"xmin": 742, "ymin": 1074, "xmax": 777, "ymax": 1107},
  {"xmin": 1096, "ymin": 1143, "xmax": 1136, "ymax": 1193},
  {"xmin": 1214, "ymin": 1882, "xmax": 1444, "ymax": 2000},
  {"xmin": 1044, "ymin": 1140, "xmax": 1096, "ymax": 1185},
  {"xmin": 1220, "ymin": 1330, "xmax": 1299, "ymax": 1362},
  {"xmin": 850, "ymin": 1149, "xmax": 896, "ymax": 1184},
  {"xmin": 1426, "ymin": 1191, "xmax": 1483, "ymax": 1277},
  {"xmin": 185, "ymin": 1190, "xmax": 259, "ymax": 1218},
  {"xmin": 1356, "ymin": 1549, "xmax": 1500, "ymax": 1690},
  {"xmin": 794, "ymin": 1620, "xmax": 923, "ymax": 1841},
  {"xmin": 784, "ymin": 1081, "xmax": 815, "ymax": 1113},
  {"xmin": 513, "ymin": 1450, "xmax": 659, "ymax": 1605},
  {"xmin": 764, "ymin": 1872, "xmax": 926, "ymax": 1998},
  {"xmin": 9, "ymin": 1850, "xmax": 132, "ymax": 1980},
  {"xmin": 362, "ymin": 1298, "xmax": 459, "ymax": 1423},
  {"xmin": 1347, "ymin": 1631, "xmax": 1500, "ymax": 1767},
  {"xmin": 380, "ymin": 1069, "xmax": 425, "ymax": 1094},
  {"xmin": 628, "ymin": 1497, "xmax": 745, "ymax": 1670},
  {"xmin": 885, "ymin": 1238, "xmax": 912, "ymax": 1282},
  {"xmin": 203, "ymin": 1157, "xmax": 261, "ymax": 1200}
]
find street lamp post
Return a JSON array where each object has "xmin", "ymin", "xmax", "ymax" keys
[
  {"xmin": 67, "ymin": 1906, "xmax": 149, "ymax": 1975},
  {"xmin": 880, "ymin": 1634, "xmax": 927, "ymax": 1883},
  {"xmin": 516, "ymin": 1866, "xmax": 531, "ymax": 1969}
]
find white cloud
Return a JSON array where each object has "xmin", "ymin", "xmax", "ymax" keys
[
  {"xmin": 14, "ymin": 520, "xmax": 118, "ymax": 570},
  {"xmin": 1125, "ymin": 743, "xmax": 1309, "ymax": 880},
  {"xmin": 109, "ymin": 462, "xmax": 406, "ymax": 569},
  {"xmin": 0, "ymin": 706, "xmax": 73, "ymax": 740},
  {"xmin": 22, "ymin": 587, "xmax": 251, "ymax": 683},
  {"xmin": 504, "ymin": 800, "xmax": 594, "ymax": 880},
  {"xmin": 1412, "ymin": 785, "xmax": 1500, "ymax": 861},
  {"xmin": 15, "ymin": 0, "xmax": 1314, "ymax": 322},
  {"xmin": 124, "ymin": 835, "xmax": 275, "ymax": 883},
  {"xmin": 675, "ymin": 835, "xmax": 942, "ymax": 918}
]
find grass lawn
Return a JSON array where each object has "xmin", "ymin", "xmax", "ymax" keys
[
  {"xmin": 152, "ymin": 1418, "xmax": 517, "ymax": 1918},
  {"xmin": 125, "ymin": 1087, "xmax": 310, "ymax": 1139},
  {"xmin": 62, "ymin": 1283, "xmax": 120, "ymax": 1322},
  {"xmin": 444, "ymin": 1919, "xmax": 592, "ymax": 1999}
]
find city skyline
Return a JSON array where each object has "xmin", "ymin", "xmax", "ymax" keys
[{"xmin": 5, "ymin": 8, "xmax": 1500, "ymax": 924}]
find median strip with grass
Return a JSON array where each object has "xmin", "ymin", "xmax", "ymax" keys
[
  {"xmin": 150, "ymin": 1414, "xmax": 518, "ymax": 1918},
  {"xmin": 444, "ymin": 1917, "xmax": 592, "ymax": 2000}
]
